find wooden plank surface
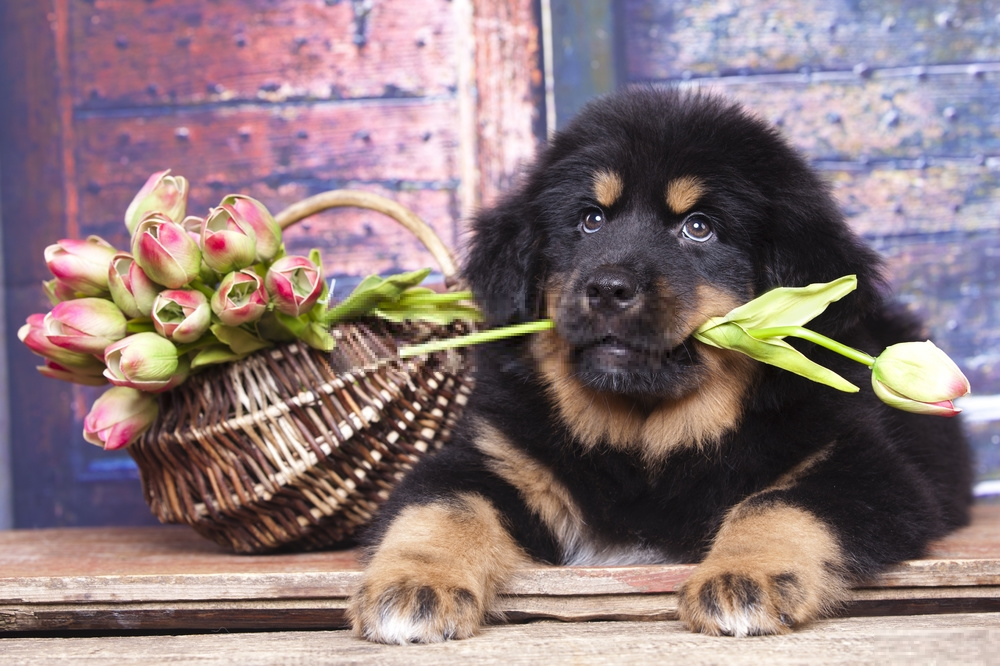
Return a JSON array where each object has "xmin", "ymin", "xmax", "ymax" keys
[
  {"xmin": 1, "ymin": 506, "xmax": 998, "ymax": 633},
  {"xmin": 3, "ymin": 614, "xmax": 999, "ymax": 665}
]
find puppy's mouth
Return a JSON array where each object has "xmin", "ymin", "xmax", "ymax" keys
[
  {"xmin": 571, "ymin": 335, "xmax": 699, "ymax": 397},
  {"xmin": 576, "ymin": 336, "xmax": 668, "ymax": 370}
]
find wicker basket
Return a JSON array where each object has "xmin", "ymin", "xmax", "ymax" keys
[{"xmin": 128, "ymin": 191, "xmax": 474, "ymax": 553}]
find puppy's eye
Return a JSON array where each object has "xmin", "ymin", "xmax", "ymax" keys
[
  {"xmin": 681, "ymin": 213, "xmax": 714, "ymax": 242},
  {"xmin": 580, "ymin": 209, "xmax": 605, "ymax": 234}
]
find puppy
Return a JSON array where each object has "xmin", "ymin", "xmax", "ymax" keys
[{"xmin": 349, "ymin": 87, "xmax": 973, "ymax": 642}]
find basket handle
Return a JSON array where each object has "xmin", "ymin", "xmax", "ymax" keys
[{"xmin": 273, "ymin": 190, "xmax": 460, "ymax": 283}]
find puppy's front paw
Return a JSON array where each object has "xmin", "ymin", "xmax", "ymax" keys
[
  {"xmin": 350, "ymin": 577, "xmax": 484, "ymax": 644},
  {"xmin": 678, "ymin": 562, "xmax": 816, "ymax": 636},
  {"xmin": 348, "ymin": 493, "xmax": 524, "ymax": 644},
  {"xmin": 678, "ymin": 503, "xmax": 848, "ymax": 637}
]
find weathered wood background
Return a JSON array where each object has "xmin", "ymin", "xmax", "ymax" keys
[{"xmin": 1, "ymin": 0, "xmax": 997, "ymax": 527}]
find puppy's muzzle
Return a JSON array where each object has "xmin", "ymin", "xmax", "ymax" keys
[{"xmin": 585, "ymin": 266, "xmax": 642, "ymax": 315}]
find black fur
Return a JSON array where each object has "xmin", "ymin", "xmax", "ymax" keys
[{"xmin": 357, "ymin": 87, "xmax": 973, "ymax": 638}]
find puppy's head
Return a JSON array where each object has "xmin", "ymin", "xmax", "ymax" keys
[{"xmin": 464, "ymin": 87, "xmax": 884, "ymax": 405}]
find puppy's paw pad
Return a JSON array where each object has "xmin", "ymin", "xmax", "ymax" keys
[
  {"xmin": 678, "ymin": 567, "xmax": 813, "ymax": 637},
  {"xmin": 350, "ymin": 581, "xmax": 482, "ymax": 645}
]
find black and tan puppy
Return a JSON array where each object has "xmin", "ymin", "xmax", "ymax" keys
[{"xmin": 349, "ymin": 87, "xmax": 973, "ymax": 642}]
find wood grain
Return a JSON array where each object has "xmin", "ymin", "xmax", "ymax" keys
[
  {"xmin": 3, "ymin": 614, "xmax": 1000, "ymax": 664},
  {"xmin": 1, "ymin": 506, "xmax": 997, "ymax": 633},
  {"xmin": 621, "ymin": 0, "xmax": 1000, "ymax": 80},
  {"xmin": 688, "ymin": 70, "xmax": 1000, "ymax": 163},
  {"xmin": 70, "ymin": 0, "xmax": 458, "ymax": 107}
]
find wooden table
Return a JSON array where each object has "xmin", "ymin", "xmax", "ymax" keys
[{"xmin": 2, "ymin": 505, "xmax": 999, "ymax": 664}]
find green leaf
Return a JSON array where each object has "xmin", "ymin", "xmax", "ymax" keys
[
  {"xmin": 714, "ymin": 275, "xmax": 858, "ymax": 331},
  {"xmin": 209, "ymin": 323, "xmax": 272, "ymax": 355},
  {"xmin": 253, "ymin": 311, "xmax": 299, "ymax": 343},
  {"xmin": 298, "ymin": 322, "xmax": 336, "ymax": 351},
  {"xmin": 695, "ymin": 321, "xmax": 859, "ymax": 392},
  {"xmin": 190, "ymin": 345, "xmax": 248, "ymax": 369},
  {"xmin": 323, "ymin": 268, "xmax": 432, "ymax": 325}
]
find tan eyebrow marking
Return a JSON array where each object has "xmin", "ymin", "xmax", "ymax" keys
[
  {"xmin": 593, "ymin": 171, "xmax": 624, "ymax": 208},
  {"xmin": 665, "ymin": 176, "xmax": 706, "ymax": 215}
]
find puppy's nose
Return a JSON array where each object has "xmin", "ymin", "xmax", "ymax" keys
[{"xmin": 586, "ymin": 267, "xmax": 640, "ymax": 312}]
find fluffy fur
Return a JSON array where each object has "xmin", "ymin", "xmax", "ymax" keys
[{"xmin": 349, "ymin": 87, "xmax": 973, "ymax": 643}]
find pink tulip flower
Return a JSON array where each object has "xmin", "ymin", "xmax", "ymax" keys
[
  {"xmin": 37, "ymin": 359, "xmax": 109, "ymax": 386},
  {"xmin": 152, "ymin": 289, "xmax": 211, "ymax": 343},
  {"xmin": 44, "ymin": 298, "xmax": 128, "ymax": 357},
  {"xmin": 131, "ymin": 213, "xmax": 203, "ymax": 288},
  {"xmin": 871, "ymin": 341, "xmax": 971, "ymax": 417},
  {"xmin": 265, "ymin": 255, "xmax": 324, "ymax": 317},
  {"xmin": 103, "ymin": 332, "xmax": 189, "ymax": 392},
  {"xmin": 42, "ymin": 278, "xmax": 78, "ymax": 305},
  {"xmin": 108, "ymin": 252, "xmax": 162, "ymax": 318},
  {"xmin": 219, "ymin": 195, "xmax": 282, "ymax": 262},
  {"xmin": 125, "ymin": 170, "xmax": 189, "ymax": 234},
  {"xmin": 200, "ymin": 205, "xmax": 258, "ymax": 274},
  {"xmin": 19, "ymin": 313, "xmax": 108, "ymax": 370},
  {"xmin": 44, "ymin": 236, "xmax": 117, "ymax": 297},
  {"xmin": 211, "ymin": 269, "xmax": 269, "ymax": 326},
  {"xmin": 83, "ymin": 386, "xmax": 159, "ymax": 450}
]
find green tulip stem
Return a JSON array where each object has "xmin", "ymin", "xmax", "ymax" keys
[
  {"xmin": 188, "ymin": 279, "xmax": 216, "ymax": 299},
  {"xmin": 748, "ymin": 326, "xmax": 876, "ymax": 368},
  {"xmin": 125, "ymin": 319, "xmax": 156, "ymax": 334},
  {"xmin": 398, "ymin": 319, "xmax": 555, "ymax": 358}
]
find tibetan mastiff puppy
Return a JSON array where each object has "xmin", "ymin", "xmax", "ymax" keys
[{"xmin": 349, "ymin": 87, "xmax": 973, "ymax": 642}]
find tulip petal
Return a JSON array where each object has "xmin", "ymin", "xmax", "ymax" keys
[
  {"xmin": 872, "ymin": 378, "xmax": 962, "ymax": 417},
  {"xmin": 83, "ymin": 386, "xmax": 159, "ymax": 449},
  {"xmin": 696, "ymin": 320, "xmax": 859, "ymax": 393},
  {"xmin": 710, "ymin": 275, "xmax": 858, "ymax": 332}
]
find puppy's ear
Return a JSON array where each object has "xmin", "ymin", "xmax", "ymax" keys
[{"xmin": 462, "ymin": 196, "xmax": 542, "ymax": 326}]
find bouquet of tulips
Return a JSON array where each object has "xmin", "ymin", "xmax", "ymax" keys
[{"xmin": 19, "ymin": 171, "xmax": 479, "ymax": 452}]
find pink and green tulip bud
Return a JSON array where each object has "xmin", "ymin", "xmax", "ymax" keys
[
  {"xmin": 42, "ymin": 278, "xmax": 78, "ymax": 305},
  {"xmin": 152, "ymin": 289, "xmax": 211, "ymax": 343},
  {"xmin": 220, "ymin": 195, "xmax": 282, "ymax": 262},
  {"xmin": 264, "ymin": 255, "xmax": 324, "ymax": 317},
  {"xmin": 182, "ymin": 215, "xmax": 205, "ymax": 244},
  {"xmin": 38, "ymin": 359, "xmax": 109, "ymax": 387},
  {"xmin": 83, "ymin": 386, "xmax": 159, "ymax": 450},
  {"xmin": 211, "ymin": 269, "xmax": 269, "ymax": 326},
  {"xmin": 125, "ymin": 170, "xmax": 189, "ymax": 234},
  {"xmin": 871, "ymin": 341, "xmax": 971, "ymax": 417},
  {"xmin": 44, "ymin": 297, "xmax": 128, "ymax": 357},
  {"xmin": 200, "ymin": 205, "xmax": 258, "ymax": 273},
  {"xmin": 131, "ymin": 213, "xmax": 203, "ymax": 288},
  {"xmin": 19, "ymin": 313, "xmax": 109, "ymax": 371},
  {"xmin": 108, "ymin": 252, "xmax": 162, "ymax": 318},
  {"xmin": 103, "ymin": 332, "xmax": 189, "ymax": 392},
  {"xmin": 43, "ymin": 236, "xmax": 117, "ymax": 297}
]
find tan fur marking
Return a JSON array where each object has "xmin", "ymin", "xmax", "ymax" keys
[
  {"xmin": 593, "ymin": 170, "xmax": 624, "ymax": 208},
  {"xmin": 474, "ymin": 420, "xmax": 585, "ymax": 552},
  {"xmin": 474, "ymin": 419, "xmax": 668, "ymax": 565},
  {"xmin": 666, "ymin": 176, "xmax": 706, "ymax": 215},
  {"xmin": 534, "ymin": 282, "xmax": 754, "ymax": 460},
  {"xmin": 678, "ymin": 502, "xmax": 848, "ymax": 636},
  {"xmin": 771, "ymin": 443, "xmax": 836, "ymax": 492},
  {"xmin": 349, "ymin": 492, "xmax": 526, "ymax": 644}
]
